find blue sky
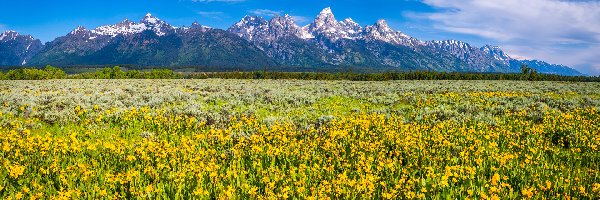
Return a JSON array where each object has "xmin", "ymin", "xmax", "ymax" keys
[{"xmin": 1, "ymin": 0, "xmax": 599, "ymax": 75}]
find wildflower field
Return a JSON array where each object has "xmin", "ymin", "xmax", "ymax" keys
[{"xmin": 0, "ymin": 79, "xmax": 599, "ymax": 199}]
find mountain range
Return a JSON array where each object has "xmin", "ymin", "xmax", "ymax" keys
[{"xmin": 0, "ymin": 8, "xmax": 583, "ymax": 75}]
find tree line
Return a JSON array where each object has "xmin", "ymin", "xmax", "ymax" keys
[
  {"xmin": 69, "ymin": 66, "xmax": 182, "ymax": 79},
  {"xmin": 0, "ymin": 66, "xmax": 67, "ymax": 80},
  {"xmin": 0, "ymin": 66, "xmax": 181, "ymax": 80},
  {"xmin": 1, "ymin": 65, "xmax": 599, "ymax": 82}
]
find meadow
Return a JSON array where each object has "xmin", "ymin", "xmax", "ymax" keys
[{"xmin": 0, "ymin": 79, "xmax": 599, "ymax": 199}]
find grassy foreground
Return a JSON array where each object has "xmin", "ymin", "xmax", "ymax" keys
[{"xmin": 0, "ymin": 79, "xmax": 599, "ymax": 199}]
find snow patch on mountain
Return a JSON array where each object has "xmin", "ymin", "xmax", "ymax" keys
[
  {"xmin": 230, "ymin": 7, "xmax": 426, "ymax": 46},
  {"xmin": 142, "ymin": 13, "xmax": 158, "ymax": 24},
  {"xmin": 0, "ymin": 31, "xmax": 19, "ymax": 41},
  {"xmin": 91, "ymin": 19, "xmax": 148, "ymax": 37},
  {"xmin": 303, "ymin": 7, "xmax": 362, "ymax": 40},
  {"xmin": 339, "ymin": 18, "xmax": 362, "ymax": 37},
  {"xmin": 0, "ymin": 10, "xmax": 581, "ymax": 75},
  {"xmin": 229, "ymin": 14, "xmax": 312, "ymax": 42},
  {"xmin": 73, "ymin": 13, "xmax": 176, "ymax": 40},
  {"xmin": 69, "ymin": 26, "xmax": 88, "ymax": 35},
  {"xmin": 480, "ymin": 45, "xmax": 511, "ymax": 61},
  {"xmin": 362, "ymin": 20, "xmax": 422, "ymax": 46},
  {"xmin": 229, "ymin": 16, "xmax": 269, "ymax": 41},
  {"xmin": 139, "ymin": 13, "xmax": 174, "ymax": 36},
  {"xmin": 0, "ymin": 30, "xmax": 44, "ymax": 66}
]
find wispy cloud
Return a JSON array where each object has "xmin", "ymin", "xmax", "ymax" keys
[
  {"xmin": 419, "ymin": 0, "xmax": 600, "ymax": 75},
  {"xmin": 290, "ymin": 16, "xmax": 309, "ymax": 24},
  {"xmin": 247, "ymin": 9, "xmax": 309, "ymax": 24},
  {"xmin": 248, "ymin": 9, "xmax": 282, "ymax": 17},
  {"xmin": 197, "ymin": 11, "xmax": 226, "ymax": 20}
]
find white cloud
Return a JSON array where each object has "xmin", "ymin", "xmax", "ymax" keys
[
  {"xmin": 247, "ymin": 9, "xmax": 309, "ymax": 24},
  {"xmin": 421, "ymin": 0, "xmax": 600, "ymax": 75},
  {"xmin": 249, "ymin": 9, "xmax": 282, "ymax": 17},
  {"xmin": 290, "ymin": 15, "xmax": 309, "ymax": 24},
  {"xmin": 197, "ymin": 11, "xmax": 226, "ymax": 20}
]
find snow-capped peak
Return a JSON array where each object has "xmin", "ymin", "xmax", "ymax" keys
[
  {"xmin": 228, "ymin": 15, "xmax": 268, "ymax": 41},
  {"xmin": 270, "ymin": 14, "xmax": 296, "ymax": 26},
  {"xmin": 480, "ymin": 45, "xmax": 512, "ymax": 61},
  {"xmin": 87, "ymin": 13, "xmax": 174, "ymax": 38},
  {"xmin": 341, "ymin": 18, "xmax": 359, "ymax": 26},
  {"xmin": 69, "ymin": 26, "xmax": 88, "ymax": 35},
  {"xmin": 362, "ymin": 19, "xmax": 421, "ymax": 46},
  {"xmin": 339, "ymin": 18, "xmax": 362, "ymax": 38},
  {"xmin": 2, "ymin": 30, "xmax": 18, "ymax": 35},
  {"xmin": 0, "ymin": 31, "xmax": 37, "ymax": 42},
  {"xmin": 312, "ymin": 7, "xmax": 338, "ymax": 29},
  {"xmin": 237, "ymin": 15, "xmax": 267, "ymax": 26},
  {"xmin": 141, "ymin": 13, "xmax": 161, "ymax": 25},
  {"xmin": 0, "ymin": 30, "xmax": 19, "ymax": 41},
  {"xmin": 92, "ymin": 21, "xmax": 147, "ymax": 37},
  {"xmin": 179, "ymin": 21, "xmax": 211, "ymax": 32},
  {"xmin": 229, "ymin": 7, "xmax": 424, "ymax": 46},
  {"xmin": 243, "ymin": 15, "xmax": 262, "ymax": 21},
  {"xmin": 271, "ymin": 14, "xmax": 314, "ymax": 39},
  {"xmin": 320, "ymin": 7, "xmax": 333, "ymax": 15},
  {"xmin": 0, "ymin": 30, "xmax": 42, "ymax": 66},
  {"xmin": 118, "ymin": 19, "xmax": 135, "ymax": 26},
  {"xmin": 425, "ymin": 40, "xmax": 476, "ymax": 59},
  {"xmin": 374, "ymin": 19, "xmax": 393, "ymax": 32},
  {"xmin": 140, "ymin": 13, "xmax": 174, "ymax": 36},
  {"xmin": 304, "ymin": 7, "xmax": 363, "ymax": 40},
  {"xmin": 229, "ymin": 14, "xmax": 314, "ymax": 41}
]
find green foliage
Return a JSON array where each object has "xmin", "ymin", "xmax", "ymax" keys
[
  {"xmin": 0, "ymin": 66, "xmax": 181, "ymax": 80},
  {"xmin": 521, "ymin": 64, "xmax": 532, "ymax": 77},
  {"xmin": 185, "ymin": 71, "xmax": 600, "ymax": 82},
  {"xmin": 0, "ymin": 65, "xmax": 67, "ymax": 80},
  {"xmin": 69, "ymin": 67, "xmax": 181, "ymax": 79},
  {"xmin": 529, "ymin": 68, "xmax": 539, "ymax": 81},
  {"xmin": 1, "ymin": 65, "xmax": 598, "ymax": 81},
  {"xmin": 44, "ymin": 65, "xmax": 67, "ymax": 79},
  {"xmin": 520, "ymin": 64, "xmax": 540, "ymax": 81}
]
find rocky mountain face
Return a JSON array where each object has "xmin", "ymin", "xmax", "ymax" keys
[
  {"xmin": 0, "ymin": 10, "xmax": 584, "ymax": 75},
  {"xmin": 0, "ymin": 31, "xmax": 44, "ymax": 66},
  {"xmin": 228, "ymin": 8, "xmax": 444, "ymax": 70},
  {"xmin": 228, "ymin": 15, "xmax": 330, "ymax": 68},
  {"xmin": 27, "ymin": 14, "xmax": 276, "ymax": 69},
  {"xmin": 510, "ymin": 60, "xmax": 581, "ymax": 76},
  {"xmin": 228, "ymin": 7, "xmax": 583, "ymax": 75},
  {"xmin": 423, "ymin": 40, "xmax": 511, "ymax": 72}
]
